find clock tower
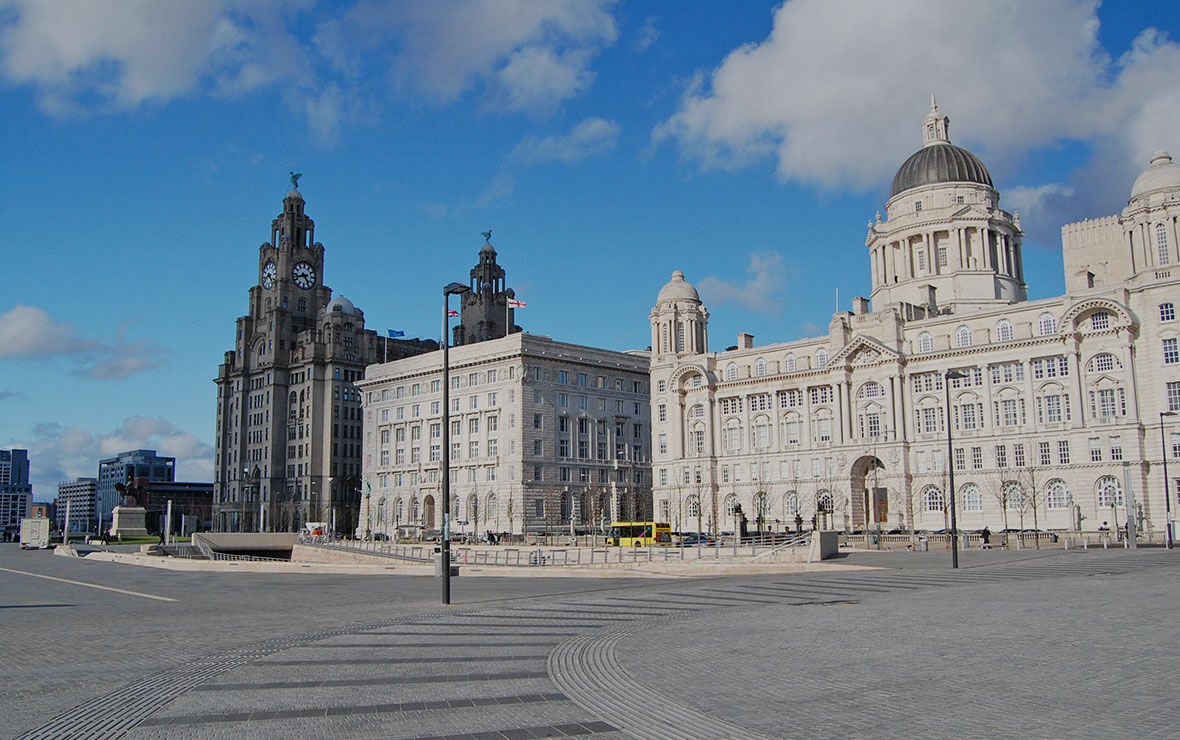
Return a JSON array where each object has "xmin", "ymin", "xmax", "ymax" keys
[
  {"xmin": 452, "ymin": 236, "xmax": 521, "ymax": 346},
  {"xmin": 213, "ymin": 182, "xmax": 436, "ymax": 534}
]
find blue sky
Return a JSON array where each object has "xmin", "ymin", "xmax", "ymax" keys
[{"xmin": 2, "ymin": 0, "xmax": 1179, "ymax": 497}]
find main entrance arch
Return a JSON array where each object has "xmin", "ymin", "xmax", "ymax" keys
[{"xmin": 850, "ymin": 455, "xmax": 885, "ymax": 530}]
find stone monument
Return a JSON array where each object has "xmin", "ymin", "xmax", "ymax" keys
[{"xmin": 110, "ymin": 479, "xmax": 150, "ymax": 537}]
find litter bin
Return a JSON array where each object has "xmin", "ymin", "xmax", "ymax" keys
[
  {"xmin": 433, "ymin": 550, "xmax": 459, "ymax": 577},
  {"xmin": 919, "ymin": 537, "xmax": 929, "ymax": 552}
]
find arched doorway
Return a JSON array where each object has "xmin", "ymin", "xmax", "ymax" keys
[
  {"xmin": 422, "ymin": 495, "xmax": 436, "ymax": 530},
  {"xmin": 850, "ymin": 455, "xmax": 885, "ymax": 530}
]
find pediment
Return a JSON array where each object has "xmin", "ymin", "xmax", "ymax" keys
[{"xmin": 829, "ymin": 335, "xmax": 899, "ymax": 368}]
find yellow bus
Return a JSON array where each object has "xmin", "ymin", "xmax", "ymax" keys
[{"xmin": 606, "ymin": 521, "xmax": 672, "ymax": 547}]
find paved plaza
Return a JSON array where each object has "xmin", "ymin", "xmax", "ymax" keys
[{"xmin": 2, "ymin": 544, "xmax": 1178, "ymax": 739}]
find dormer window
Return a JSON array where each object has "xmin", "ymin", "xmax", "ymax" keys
[{"xmin": 955, "ymin": 195, "xmax": 964, "ymax": 204}]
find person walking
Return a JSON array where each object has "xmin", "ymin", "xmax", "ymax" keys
[{"xmin": 980, "ymin": 526, "xmax": 991, "ymax": 549}]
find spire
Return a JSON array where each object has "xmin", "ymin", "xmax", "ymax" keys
[{"xmin": 921, "ymin": 94, "xmax": 950, "ymax": 146}]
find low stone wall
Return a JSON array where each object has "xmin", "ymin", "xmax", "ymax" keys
[{"xmin": 291, "ymin": 544, "xmax": 424, "ymax": 565}]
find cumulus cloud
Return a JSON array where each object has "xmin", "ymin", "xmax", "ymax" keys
[
  {"xmin": 655, "ymin": 0, "xmax": 1180, "ymax": 233},
  {"xmin": 0, "ymin": 0, "xmax": 616, "ymax": 140},
  {"xmin": 0, "ymin": 305, "xmax": 166, "ymax": 380},
  {"xmin": 0, "ymin": 0, "xmax": 305, "ymax": 114},
  {"xmin": 13, "ymin": 416, "xmax": 213, "ymax": 496},
  {"xmin": 315, "ymin": 0, "xmax": 617, "ymax": 112},
  {"xmin": 509, "ymin": 117, "xmax": 619, "ymax": 165},
  {"xmin": 697, "ymin": 251, "xmax": 786, "ymax": 313}
]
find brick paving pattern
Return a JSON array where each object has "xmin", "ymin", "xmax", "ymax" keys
[{"xmin": 3, "ymin": 545, "xmax": 1178, "ymax": 739}]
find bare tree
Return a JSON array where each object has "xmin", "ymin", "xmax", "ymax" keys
[
  {"xmin": 983, "ymin": 473, "xmax": 1014, "ymax": 548},
  {"xmin": 1019, "ymin": 443, "xmax": 1047, "ymax": 548},
  {"xmin": 505, "ymin": 496, "xmax": 515, "ymax": 537}
]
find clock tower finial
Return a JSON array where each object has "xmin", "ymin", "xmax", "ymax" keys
[{"xmin": 921, "ymin": 94, "xmax": 950, "ymax": 146}]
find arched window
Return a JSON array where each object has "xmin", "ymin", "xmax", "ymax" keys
[
  {"xmin": 487, "ymin": 493, "xmax": 498, "ymax": 520},
  {"xmin": 1037, "ymin": 312, "xmax": 1057, "ymax": 336},
  {"xmin": 1087, "ymin": 353, "xmax": 1121, "ymax": 372},
  {"xmin": 393, "ymin": 497, "xmax": 403, "ymax": 523},
  {"xmin": 1003, "ymin": 482, "xmax": 1025, "ymax": 510},
  {"xmin": 754, "ymin": 358, "xmax": 767, "ymax": 377},
  {"xmin": 376, "ymin": 497, "xmax": 387, "ymax": 525},
  {"xmin": 726, "ymin": 363, "xmax": 738, "ymax": 381},
  {"xmin": 1046, "ymin": 480, "xmax": 1070, "ymax": 509},
  {"xmin": 815, "ymin": 348, "xmax": 828, "ymax": 368},
  {"xmin": 784, "ymin": 491, "xmax": 799, "ymax": 517},
  {"xmin": 816, "ymin": 491, "xmax": 833, "ymax": 513},
  {"xmin": 684, "ymin": 495, "xmax": 701, "ymax": 520},
  {"xmin": 784, "ymin": 353, "xmax": 797, "ymax": 372},
  {"xmin": 1097, "ymin": 476, "xmax": 1124, "ymax": 508},
  {"xmin": 410, "ymin": 497, "xmax": 420, "ymax": 522},
  {"xmin": 688, "ymin": 374, "xmax": 703, "ymax": 388},
  {"xmin": 857, "ymin": 381, "xmax": 884, "ymax": 399},
  {"xmin": 1156, "ymin": 223, "xmax": 1170, "ymax": 265},
  {"xmin": 923, "ymin": 485, "xmax": 944, "ymax": 512},
  {"xmin": 752, "ymin": 492, "xmax": 769, "ymax": 521},
  {"xmin": 996, "ymin": 319, "xmax": 1014, "ymax": 342},
  {"xmin": 960, "ymin": 483, "xmax": 982, "ymax": 512},
  {"xmin": 917, "ymin": 332, "xmax": 933, "ymax": 353},
  {"xmin": 724, "ymin": 494, "xmax": 739, "ymax": 517},
  {"xmin": 560, "ymin": 493, "xmax": 571, "ymax": 521},
  {"xmin": 956, "ymin": 325, "xmax": 972, "ymax": 347},
  {"xmin": 752, "ymin": 415, "xmax": 771, "ymax": 449},
  {"xmin": 467, "ymin": 493, "xmax": 479, "ymax": 521}
]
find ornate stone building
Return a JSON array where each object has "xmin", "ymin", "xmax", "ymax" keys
[
  {"xmin": 651, "ymin": 102, "xmax": 1180, "ymax": 538},
  {"xmin": 213, "ymin": 185, "xmax": 435, "ymax": 533},
  {"xmin": 358, "ymin": 243, "xmax": 651, "ymax": 537},
  {"xmin": 452, "ymin": 238, "xmax": 521, "ymax": 346}
]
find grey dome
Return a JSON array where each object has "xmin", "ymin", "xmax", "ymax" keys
[
  {"xmin": 890, "ymin": 142, "xmax": 993, "ymax": 198},
  {"xmin": 285, "ymin": 188, "xmax": 303, "ymax": 201},
  {"xmin": 1130, "ymin": 151, "xmax": 1180, "ymax": 201},
  {"xmin": 324, "ymin": 295, "xmax": 356, "ymax": 315},
  {"xmin": 657, "ymin": 270, "xmax": 700, "ymax": 303}
]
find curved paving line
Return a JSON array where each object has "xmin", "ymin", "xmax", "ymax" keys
[{"xmin": 548, "ymin": 622, "xmax": 773, "ymax": 740}]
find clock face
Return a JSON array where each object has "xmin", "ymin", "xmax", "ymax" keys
[
  {"xmin": 261, "ymin": 262, "xmax": 277, "ymax": 289},
  {"xmin": 292, "ymin": 261, "xmax": 316, "ymax": 289}
]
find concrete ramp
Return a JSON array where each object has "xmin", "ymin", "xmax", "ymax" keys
[{"xmin": 193, "ymin": 533, "xmax": 298, "ymax": 559}]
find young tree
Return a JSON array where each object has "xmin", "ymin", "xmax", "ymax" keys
[
  {"xmin": 983, "ymin": 473, "xmax": 1014, "ymax": 548},
  {"xmin": 1019, "ymin": 442, "xmax": 1047, "ymax": 548},
  {"xmin": 505, "ymin": 496, "xmax": 515, "ymax": 538}
]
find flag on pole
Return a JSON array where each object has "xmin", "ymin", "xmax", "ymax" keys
[
  {"xmin": 447, "ymin": 309, "xmax": 460, "ymax": 317},
  {"xmin": 507, "ymin": 299, "xmax": 526, "ymax": 308},
  {"xmin": 386, "ymin": 329, "xmax": 405, "ymax": 338}
]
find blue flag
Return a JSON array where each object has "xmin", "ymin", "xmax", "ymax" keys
[{"xmin": 387, "ymin": 329, "xmax": 405, "ymax": 338}]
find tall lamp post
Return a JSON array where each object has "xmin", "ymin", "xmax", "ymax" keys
[
  {"xmin": 1162, "ymin": 411, "xmax": 1177, "ymax": 549},
  {"xmin": 441, "ymin": 281, "xmax": 470, "ymax": 605},
  {"xmin": 945, "ymin": 370, "xmax": 969, "ymax": 568}
]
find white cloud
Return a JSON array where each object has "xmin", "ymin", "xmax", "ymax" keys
[
  {"xmin": 509, "ymin": 117, "xmax": 619, "ymax": 165},
  {"xmin": 697, "ymin": 251, "xmax": 786, "ymax": 313},
  {"xmin": 634, "ymin": 16, "xmax": 660, "ymax": 53},
  {"xmin": 0, "ymin": 390, "xmax": 26, "ymax": 402},
  {"xmin": 13, "ymin": 417, "xmax": 213, "ymax": 497},
  {"xmin": 0, "ymin": 304, "xmax": 165, "ymax": 380},
  {"xmin": 654, "ymin": 0, "xmax": 1180, "ymax": 231},
  {"xmin": 0, "ymin": 0, "xmax": 305, "ymax": 114},
  {"xmin": 327, "ymin": 0, "xmax": 617, "ymax": 112}
]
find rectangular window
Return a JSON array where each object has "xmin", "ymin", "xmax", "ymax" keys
[
  {"xmin": 1013, "ymin": 443, "xmax": 1025, "ymax": 467},
  {"xmin": 1039, "ymin": 441, "xmax": 1051, "ymax": 466},
  {"xmin": 429, "ymin": 445, "xmax": 440, "ymax": 462},
  {"xmin": 488, "ymin": 439, "xmax": 498, "ymax": 456},
  {"xmin": 972, "ymin": 447, "xmax": 983, "ymax": 470},
  {"xmin": 533, "ymin": 439, "xmax": 542, "ymax": 455},
  {"xmin": 558, "ymin": 439, "xmax": 570, "ymax": 457},
  {"xmin": 558, "ymin": 393, "xmax": 568, "ymax": 408},
  {"xmin": 1165, "ymin": 338, "xmax": 1179, "ymax": 365},
  {"xmin": 1169, "ymin": 381, "xmax": 1180, "ymax": 412},
  {"xmin": 533, "ymin": 414, "xmax": 542, "ymax": 429},
  {"xmin": 995, "ymin": 445, "xmax": 1008, "ymax": 468},
  {"xmin": 469, "ymin": 441, "xmax": 479, "ymax": 458},
  {"xmin": 659, "ymin": 468, "xmax": 668, "ymax": 486},
  {"xmin": 785, "ymin": 421, "xmax": 800, "ymax": 444},
  {"xmin": 817, "ymin": 417, "xmax": 832, "ymax": 442},
  {"xmin": 1057, "ymin": 440, "xmax": 1071, "ymax": 464},
  {"xmin": 1110, "ymin": 436, "xmax": 1123, "ymax": 461},
  {"xmin": 1090, "ymin": 437, "xmax": 1102, "ymax": 462},
  {"xmin": 658, "ymin": 404, "xmax": 667, "ymax": 422},
  {"xmin": 954, "ymin": 447, "xmax": 965, "ymax": 470}
]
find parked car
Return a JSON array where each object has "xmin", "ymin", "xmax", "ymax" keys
[{"xmin": 679, "ymin": 534, "xmax": 716, "ymax": 546}]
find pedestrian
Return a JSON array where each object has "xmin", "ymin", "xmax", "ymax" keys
[{"xmin": 980, "ymin": 526, "xmax": 991, "ymax": 549}]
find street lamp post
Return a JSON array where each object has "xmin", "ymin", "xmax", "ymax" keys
[
  {"xmin": 1162, "ymin": 411, "xmax": 1177, "ymax": 549},
  {"xmin": 441, "ymin": 281, "xmax": 470, "ymax": 605},
  {"xmin": 945, "ymin": 370, "xmax": 969, "ymax": 569}
]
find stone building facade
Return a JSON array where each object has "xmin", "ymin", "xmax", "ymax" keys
[
  {"xmin": 358, "ymin": 331, "xmax": 652, "ymax": 538},
  {"xmin": 213, "ymin": 186, "xmax": 436, "ymax": 533},
  {"xmin": 650, "ymin": 102, "xmax": 1180, "ymax": 538}
]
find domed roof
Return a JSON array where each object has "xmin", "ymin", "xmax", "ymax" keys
[
  {"xmin": 657, "ymin": 270, "xmax": 700, "ymax": 303},
  {"xmin": 285, "ymin": 188, "xmax": 303, "ymax": 201},
  {"xmin": 890, "ymin": 142, "xmax": 993, "ymax": 197},
  {"xmin": 324, "ymin": 295, "xmax": 356, "ymax": 315},
  {"xmin": 1130, "ymin": 151, "xmax": 1180, "ymax": 201}
]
